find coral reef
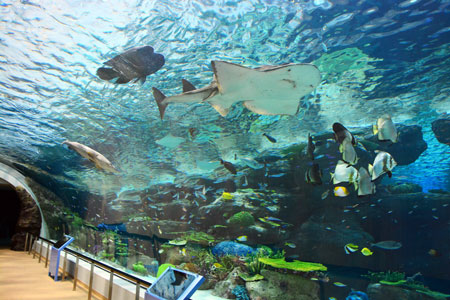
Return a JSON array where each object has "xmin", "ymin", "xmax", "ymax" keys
[
  {"xmin": 227, "ymin": 211, "xmax": 255, "ymax": 227},
  {"xmin": 212, "ymin": 241, "xmax": 256, "ymax": 257}
]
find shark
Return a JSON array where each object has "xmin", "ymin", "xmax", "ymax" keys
[{"xmin": 152, "ymin": 60, "xmax": 321, "ymax": 119}]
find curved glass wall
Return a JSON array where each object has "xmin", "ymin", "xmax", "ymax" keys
[{"xmin": 0, "ymin": 1, "xmax": 449, "ymax": 299}]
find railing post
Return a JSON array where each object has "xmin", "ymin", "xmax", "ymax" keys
[
  {"xmin": 28, "ymin": 235, "xmax": 33, "ymax": 254},
  {"xmin": 135, "ymin": 280, "xmax": 140, "ymax": 300},
  {"xmin": 24, "ymin": 232, "xmax": 29, "ymax": 252},
  {"xmin": 108, "ymin": 270, "xmax": 114, "ymax": 300},
  {"xmin": 45, "ymin": 241, "xmax": 50, "ymax": 268},
  {"xmin": 32, "ymin": 237, "xmax": 37, "ymax": 259},
  {"xmin": 38, "ymin": 238, "xmax": 43, "ymax": 263},
  {"xmin": 88, "ymin": 262, "xmax": 94, "ymax": 300},
  {"xmin": 62, "ymin": 251, "xmax": 68, "ymax": 280},
  {"xmin": 72, "ymin": 255, "xmax": 79, "ymax": 291}
]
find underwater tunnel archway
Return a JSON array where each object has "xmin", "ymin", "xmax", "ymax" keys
[{"xmin": 0, "ymin": 162, "xmax": 49, "ymax": 246}]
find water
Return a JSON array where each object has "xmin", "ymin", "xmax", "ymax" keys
[{"xmin": 0, "ymin": 0, "xmax": 449, "ymax": 299}]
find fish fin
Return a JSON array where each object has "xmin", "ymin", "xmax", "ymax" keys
[
  {"xmin": 115, "ymin": 77, "xmax": 131, "ymax": 84},
  {"xmin": 140, "ymin": 76, "xmax": 147, "ymax": 84},
  {"xmin": 152, "ymin": 87, "xmax": 169, "ymax": 120},
  {"xmin": 97, "ymin": 67, "xmax": 119, "ymax": 80},
  {"xmin": 387, "ymin": 171, "xmax": 392, "ymax": 178},
  {"xmin": 339, "ymin": 144, "xmax": 344, "ymax": 153},
  {"xmin": 182, "ymin": 79, "xmax": 196, "ymax": 92},
  {"xmin": 372, "ymin": 124, "xmax": 378, "ymax": 135},
  {"xmin": 368, "ymin": 164, "xmax": 373, "ymax": 175}
]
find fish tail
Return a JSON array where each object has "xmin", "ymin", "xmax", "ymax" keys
[{"xmin": 152, "ymin": 87, "xmax": 169, "ymax": 120}]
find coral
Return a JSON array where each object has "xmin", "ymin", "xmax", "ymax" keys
[
  {"xmin": 346, "ymin": 290, "xmax": 369, "ymax": 300},
  {"xmin": 157, "ymin": 263, "xmax": 175, "ymax": 278},
  {"xmin": 386, "ymin": 183, "xmax": 422, "ymax": 194},
  {"xmin": 227, "ymin": 211, "xmax": 255, "ymax": 227},
  {"xmin": 212, "ymin": 241, "xmax": 256, "ymax": 257},
  {"xmin": 132, "ymin": 261, "xmax": 148, "ymax": 276},
  {"xmin": 363, "ymin": 271, "xmax": 405, "ymax": 283},
  {"xmin": 184, "ymin": 231, "xmax": 215, "ymax": 246},
  {"xmin": 232, "ymin": 285, "xmax": 250, "ymax": 300},
  {"xmin": 258, "ymin": 258, "xmax": 327, "ymax": 272}
]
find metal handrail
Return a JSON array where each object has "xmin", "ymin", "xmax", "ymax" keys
[{"xmin": 25, "ymin": 233, "xmax": 153, "ymax": 300}]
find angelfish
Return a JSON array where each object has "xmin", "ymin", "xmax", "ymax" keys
[
  {"xmin": 305, "ymin": 163, "xmax": 322, "ymax": 185},
  {"xmin": 306, "ymin": 133, "xmax": 315, "ymax": 161},
  {"xmin": 373, "ymin": 114, "xmax": 398, "ymax": 143},
  {"xmin": 331, "ymin": 160, "xmax": 359, "ymax": 190},
  {"xmin": 369, "ymin": 151, "xmax": 397, "ymax": 181},
  {"xmin": 62, "ymin": 140, "xmax": 119, "ymax": 173},
  {"xmin": 357, "ymin": 167, "xmax": 376, "ymax": 196}
]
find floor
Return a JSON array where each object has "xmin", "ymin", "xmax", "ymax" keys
[{"xmin": 0, "ymin": 247, "xmax": 89, "ymax": 300}]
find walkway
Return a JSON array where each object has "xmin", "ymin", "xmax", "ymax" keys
[{"xmin": 0, "ymin": 247, "xmax": 89, "ymax": 300}]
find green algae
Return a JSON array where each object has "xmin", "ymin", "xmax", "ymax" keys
[
  {"xmin": 258, "ymin": 257, "xmax": 327, "ymax": 272},
  {"xmin": 228, "ymin": 211, "xmax": 255, "ymax": 227}
]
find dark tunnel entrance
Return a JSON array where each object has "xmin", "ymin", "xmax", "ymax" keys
[{"xmin": 0, "ymin": 180, "xmax": 21, "ymax": 247}]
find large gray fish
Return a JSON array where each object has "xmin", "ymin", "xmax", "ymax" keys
[
  {"xmin": 152, "ymin": 61, "xmax": 321, "ymax": 119},
  {"xmin": 371, "ymin": 240, "xmax": 402, "ymax": 250},
  {"xmin": 97, "ymin": 46, "xmax": 164, "ymax": 84},
  {"xmin": 62, "ymin": 140, "xmax": 119, "ymax": 173}
]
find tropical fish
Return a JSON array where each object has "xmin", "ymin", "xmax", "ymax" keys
[
  {"xmin": 258, "ymin": 217, "xmax": 281, "ymax": 227},
  {"xmin": 331, "ymin": 160, "xmax": 359, "ymax": 189},
  {"xmin": 213, "ymin": 262, "xmax": 223, "ymax": 269},
  {"xmin": 333, "ymin": 122, "xmax": 356, "ymax": 146},
  {"xmin": 220, "ymin": 159, "xmax": 237, "ymax": 174},
  {"xmin": 371, "ymin": 240, "xmax": 402, "ymax": 250},
  {"xmin": 373, "ymin": 114, "xmax": 398, "ymax": 143},
  {"xmin": 152, "ymin": 61, "xmax": 321, "ymax": 119},
  {"xmin": 263, "ymin": 133, "xmax": 277, "ymax": 143},
  {"xmin": 266, "ymin": 216, "xmax": 283, "ymax": 222},
  {"xmin": 97, "ymin": 46, "xmax": 164, "ymax": 84},
  {"xmin": 236, "ymin": 235, "xmax": 248, "ymax": 242},
  {"xmin": 333, "ymin": 282, "xmax": 347, "ymax": 287},
  {"xmin": 428, "ymin": 249, "xmax": 441, "ymax": 257},
  {"xmin": 344, "ymin": 243, "xmax": 359, "ymax": 254},
  {"xmin": 285, "ymin": 242, "xmax": 297, "ymax": 248},
  {"xmin": 188, "ymin": 127, "xmax": 197, "ymax": 139},
  {"xmin": 241, "ymin": 157, "xmax": 264, "ymax": 169},
  {"xmin": 62, "ymin": 140, "xmax": 119, "ymax": 173},
  {"xmin": 334, "ymin": 186, "xmax": 349, "ymax": 197},
  {"xmin": 361, "ymin": 247, "xmax": 373, "ymax": 256},
  {"xmin": 340, "ymin": 137, "xmax": 358, "ymax": 165},
  {"xmin": 369, "ymin": 151, "xmax": 397, "ymax": 181},
  {"xmin": 357, "ymin": 167, "xmax": 376, "ymax": 196},
  {"xmin": 306, "ymin": 133, "xmax": 315, "ymax": 161},
  {"xmin": 305, "ymin": 163, "xmax": 322, "ymax": 185},
  {"xmin": 321, "ymin": 190, "xmax": 330, "ymax": 200},
  {"xmin": 222, "ymin": 192, "xmax": 234, "ymax": 200}
]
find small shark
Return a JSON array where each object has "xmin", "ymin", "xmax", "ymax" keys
[
  {"xmin": 152, "ymin": 60, "xmax": 320, "ymax": 119},
  {"xmin": 62, "ymin": 140, "xmax": 119, "ymax": 173}
]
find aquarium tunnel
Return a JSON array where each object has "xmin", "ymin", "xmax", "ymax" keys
[{"xmin": 0, "ymin": 0, "xmax": 449, "ymax": 299}]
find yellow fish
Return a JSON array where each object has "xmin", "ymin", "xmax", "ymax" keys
[
  {"xmin": 361, "ymin": 247, "xmax": 373, "ymax": 256},
  {"xmin": 213, "ymin": 262, "xmax": 223, "ymax": 269},
  {"xmin": 236, "ymin": 235, "xmax": 248, "ymax": 242},
  {"xmin": 334, "ymin": 186, "xmax": 349, "ymax": 197},
  {"xmin": 222, "ymin": 192, "xmax": 234, "ymax": 200}
]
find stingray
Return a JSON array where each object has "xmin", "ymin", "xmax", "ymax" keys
[
  {"xmin": 152, "ymin": 60, "xmax": 321, "ymax": 119},
  {"xmin": 97, "ymin": 46, "xmax": 165, "ymax": 84}
]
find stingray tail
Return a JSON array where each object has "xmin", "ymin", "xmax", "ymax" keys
[
  {"xmin": 152, "ymin": 87, "xmax": 169, "ymax": 120},
  {"xmin": 97, "ymin": 67, "xmax": 119, "ymax": 80}
]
